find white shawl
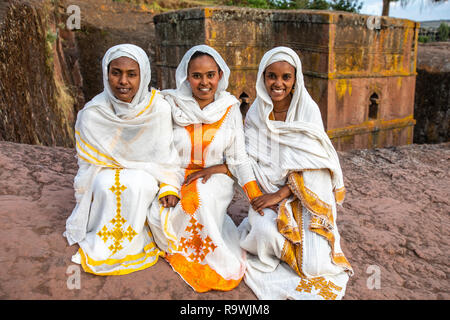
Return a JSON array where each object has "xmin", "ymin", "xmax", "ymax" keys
[
  {"xmin": 65, "ymin": 44, "xmax": 182, "ymax": 245},
  {"xmin": 162, "ymin": 45, "xmax": 240, "ymax": 126},
  {"xmin": 245, "ymin": 46, "xmax": 345, "ymax": 196}
]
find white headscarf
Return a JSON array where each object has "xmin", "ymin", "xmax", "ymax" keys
[
  {"xmin": 255, "ymin": 47, "xmax": 324, "ymax": 129},
  {"xmin": 245, "ymin": 46, "xmax": 345, "ymax": 194},
  {"xmin": 163, "ymin": 45, "xmax": 240, "ymax": 126},
  {"xmin": 65, "ymin": 44, "xmax": 182, "ymax": 245},
  {"xmin": 101, "ymin": 44, "xmax": 153, "ymax": 119}
]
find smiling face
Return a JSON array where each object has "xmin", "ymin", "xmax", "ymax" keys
[
  {"xmin": 264, "ymin": 61, "xmax": 296, "ymax": 109},
  {"xmin": 108, "ymin": 56, "xmax": 140, "ymax": 103},
  {"xmin": 187, "ymin": 53, "xmax": 223, "ymax": 109}
]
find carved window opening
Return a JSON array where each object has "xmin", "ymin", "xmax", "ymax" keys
[{"xmin": 369, "ymin": 93, "xmax": 379, "ymax": 120}]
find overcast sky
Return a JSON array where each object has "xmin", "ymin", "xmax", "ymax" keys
[{"xmin": 359, "ymin": 0, "xmax": 450, "ymax": 21}]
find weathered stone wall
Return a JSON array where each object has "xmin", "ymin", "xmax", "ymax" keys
[
  {"xmin": 2, "ymin": 1, "xmax": 446, "ymax": 150},
  {"xmin": 69, "ymin": 0, "xmax": 156, "ymax": 102},
  {"xmin": 154, "ymin": 7, "xmax": 419, "ymax": 151},
  {"xmin": 414, "ymin": 42, "xmax": 449, "ymax": 144},
  {"xmin": 0, "ymin": 0, "xmax": 84, "ymax": 148}
]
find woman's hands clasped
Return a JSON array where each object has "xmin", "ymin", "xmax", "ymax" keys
[
  {"xmin": 250, "ymin": 185, "xmax": 293, "ymax": 216},
  {"xmin": 160, "ymin": 194, "xmax": 179, "ymax": 208},
  {"xmin": 183, "ymin": 164, "xmax": 229, "ymax": 186},
  {"xmin": 160, "ymin": 165, "xmax": 229, "ymax": 208}
]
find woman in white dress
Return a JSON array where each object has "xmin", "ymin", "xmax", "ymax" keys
[
  {"xmin": 148, "ymin": 45, "xmax": 262, "ymax": 292},
  {"xmin": 239, "ymin": 46, "xmax": 353, "ymax": 300},
  {"xmin": 64, "ymin": 44, "xmax": 182, "ymax": 275}
]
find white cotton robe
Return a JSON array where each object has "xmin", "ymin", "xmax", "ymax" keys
[
  {"xmin": 64, "ymin": 44, "xmax": 182, "ymax": 275},
  {"xmin": 147, "ymin": 45, "xmax": 262, "ymax": 292},
  {"xmin": 238, "ymin": 47, "xmax": 353, "ymax": 300}
]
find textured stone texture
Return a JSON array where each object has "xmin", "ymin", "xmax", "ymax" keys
[
  {"xmin": 2, "ymin": 1, "xmax": 446, "ymax": 154},
  {"xmin": 0, "ymin": 141, "xmax": 448, "ymax": 300},
  {"xmin": 413, "ymin": 42, "xmax": 450, "ymax": 144},
  {"xmin": 154, "ymin": 7, "xmax": 419, "ymax": 151},
  {"xmin": 67, "ymin": 0, "xmax": 157, "ymax": 102},
  {"xmin": 0, "ymin": 0, "xmax": 84, "ymax": 148}
]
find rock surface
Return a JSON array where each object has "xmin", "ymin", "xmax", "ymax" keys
[
  {"xmin": 0, "ymin": 0, "xmax": 84, "ymax": 148},
  {"xmin": 0, "ymin": 141, "xmax": 449, "ymax": 300},
  {"xmin": 414, "ymin": 42, "xmax": 450, "ymax": 144}
]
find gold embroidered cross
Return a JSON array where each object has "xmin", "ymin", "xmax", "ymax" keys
[{"xmin": 97, "ymin": 169, "xmax": 137, "ymax": 255}]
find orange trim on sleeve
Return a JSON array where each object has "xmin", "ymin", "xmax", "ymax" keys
[
  {"xmin": 180, "ymin": 169, "xmax": 201, "ymax": 216},
  {"xmin": 243, "ymin": 180, "xmax": 263, "ymax": 201},
  {"xmin": 334, "ymin": 187, "xmax": 346, "ymax": 205}
]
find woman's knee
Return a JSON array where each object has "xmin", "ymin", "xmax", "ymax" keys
[{"xmin": 249, "ymin": 208, "xmax": 278, "ymax": 239}]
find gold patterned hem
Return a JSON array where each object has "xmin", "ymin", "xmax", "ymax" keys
[
  {"xmin": 278, "ymin": 198, "xmax": 306, "ymax": 278},
  {"xmin": 295, "ymin": 276, "xmax": 343, "ymax": 300},
  {"xmin": 286, "ymin": 171, "xmax": 353, "ymax": 275}
]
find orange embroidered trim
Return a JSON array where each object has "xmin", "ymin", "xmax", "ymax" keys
[
  {"xmin": 165, "ymin": 253, "xmax": 243, "ymax": 293},
  {"xmin": 185, "ymin": 106, "xmax": 232, "ymax": 169},
  {"xmin": 180, "ymin": 106, "xmax": 232, "ymax": 215},
  {"xmin": 243, "ymin": 180, "xmax": 263, "ymax": 201},
  {"xmin": 279, "ymin": 199, "xmax": 306, "ymax": 278},
  {"xmin": 288, "ymin": 171, "xmax": 334, "ymax": 227},
  {"xmin": 278, "ymin": 199, "xmax": 349, "ymax": 297},
  {"xmin": 296, "ymin": 276, "xmax": 343, "ymax": 300},
  {"xmin": 180, "ymin": 170, "xmax": 202, "ymax": 215},
  {"xmin": 308, "ymin": 223, "xmax": 353, "ymax": 273},
  {"xmin": 288, "ymin": 171, "xmax": 353, "ymax": 274},
  {"xmin": 334, "ymin": 187, "xmax": 346, "ymax": 205},
  {"xmin": 277, "ymin": 199, "xmax": 302, "ymax": 244}
]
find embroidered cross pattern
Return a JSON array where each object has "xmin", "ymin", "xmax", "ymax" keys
[
  {"xmin": 97, "ymin": 169, "xmax": 137, "ymax": 254},
  {"xmin": 296, "ymin": 276, "xmax": 343, "ymax": 300},
  {"xmin": 178, "ymin": 217, "xmax": 217, "ymax": 263}
]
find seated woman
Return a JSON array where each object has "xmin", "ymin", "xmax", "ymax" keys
[
  {"xmin": 148, "ymin": 45, "xmax": 262, "ymax": 292},
  {"xmin": 239, "ymin": 47, "xmax": 353, "ymax": 300},
  {"xmin": 64, "ymin": 44, "xmax": 182, "ymax": 276}
]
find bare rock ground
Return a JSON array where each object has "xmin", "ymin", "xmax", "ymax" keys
[{"xmin": 0, "ymin": 141, "xmax": 449, "ymax": 300}]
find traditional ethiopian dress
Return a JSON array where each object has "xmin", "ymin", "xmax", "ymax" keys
[
  {"xmin": 148, "ymin": 45, "xmax": 262, "ymax": 292},
  {"xmin": 239, "ymin": 47, "xmax": 353, "ymax": 300},
  {"xmin": 65, "ymin": 44, "xmax": 182, "ymax": 275}
]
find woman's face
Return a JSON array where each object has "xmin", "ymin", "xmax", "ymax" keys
[
  {"xmin": 187, "ymin": 54, "xmax": 223, "ymax": 109},
  {"xmin": 264, "ymin": 61, "xmax": 296, "ymax": 105},
  {"xmin": 108, "ymin": 56, "xmax": 140, "ymax": 103}
]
